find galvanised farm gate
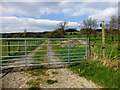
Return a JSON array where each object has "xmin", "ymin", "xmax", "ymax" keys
[{"xmin": 1, "ymin": 38, "xmax": 88, "ymax": 69}]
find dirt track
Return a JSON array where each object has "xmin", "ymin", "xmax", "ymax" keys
[
  {"xmin": 39, "ymin": 45, "xmax": 99, "ymax": 88},
  {"xmin": 40, "ymin": 68, "xmax": 99, "ymax": 88}
]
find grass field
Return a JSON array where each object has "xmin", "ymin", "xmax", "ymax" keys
[
  {"xmin": 1, "ymin": 39, "xmax": 43, "ymax": 63},
  {"xmin": 69, "ymin": 61, "xmax": 119, "ymax": 88},
  {"xmin": 65, "ymin": 31, "xmax": 119, "ymax": 61},
  {"xmin": 2, "ymin": 40, "xmax": 43, "ymax": 56},
  {"xmin": 90, "ymin": 38, "xmax": 119, "ymax": 60},
  {"xmin": 65, "ymin": 32, "xmax": 79, "ymax": 38},
  {"xmin": 32, "ymin": 46, "xmax": 48, "ymax": 63},
  {"xmin": 51, "ymin": 40, "xmax": 86, "ymax": 62}
]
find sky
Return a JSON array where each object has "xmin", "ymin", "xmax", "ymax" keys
[{"xmin": 0, "ymin": 0, "xmax": 119, "ymax": 33}]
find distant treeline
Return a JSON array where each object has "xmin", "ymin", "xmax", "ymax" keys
[
  {"xmin": 1, "ymin": 31, "xmax": 51, "ymax": 38},
  {"xmin": 1, "ymin": 28, "xmax": 119, "ymax": 38},
  {"xmin": 1, "ymin": 28, "xmax": 79, "ymax": 38},
  {"xmin": 65, "ymin": 28, "xmax": 78, "ymax": 32}
]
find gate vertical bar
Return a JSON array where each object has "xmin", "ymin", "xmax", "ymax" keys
[
  {"xmin": 68, "ymin": 39, "xmax": 70, "ymax": 63},
  {"xmin": 25, "ymin": 38, "xmax": 27, "ymax": 66},
  {"xmin": 47, "ymin": 39, "xmax": 50, "ymax": 64},
  {"xmin": 7, "ymin": 40, "xmax": 10, "ymax": 56}
]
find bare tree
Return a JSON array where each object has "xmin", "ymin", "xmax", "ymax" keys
[
  {"xmin": 105, "ymin": 23, "xmax": 110, "ymax": 41},
  {"xmin": 80, "ymin": 17, "xmax": 98, "ymax": 38},
  {"xmin": 81, "ymin": 17, "xmax": 98, "ymax": 29},
  {"xmin": 105, "ymin": 23, "xmax": 110, "ymax": 30},
  {"xmin": 24, "ymin": 29, "xmax": 27, "ymax": 38},
  {"xmin": 109, "ymin": 15, "xmax": 118, "ymax": 29},
  {"xmin": 80, "ymin": 17, "xmax": 98, "ymax": 59},
  {"xmin": 58, "ymin": 21, "xmax": 68, "ymax": 30},
  {"xmin": 51, "ymin": 21, "xmax": 68, "ymax": 38},
  {"xmin": 109, "ymin": 15, "xmax": 118, "ymax": 41}
]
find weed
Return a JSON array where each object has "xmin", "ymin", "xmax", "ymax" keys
[
  {"xmin": 27, "ymin": 78, "xmax": 41, "ymax": 89},
  {"xmin": 46, "ymin": 79, "xmax": 58, "ymax": 84},
  {"xmin": 52, "ymin": 71, "xmax": 58, "ymax": 74}
]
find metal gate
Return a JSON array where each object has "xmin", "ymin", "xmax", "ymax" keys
[{"xmin": 0, "ymin": 38, "xmax": 88, "ymax": 69}]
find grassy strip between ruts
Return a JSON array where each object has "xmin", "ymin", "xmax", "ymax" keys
[
  {"xmin": 69, "ymin": 61, "xmax": 119, "ymax": 88},
  {"xmin": 33, "ymin": 46, "xmax": 47, "ymax": 63},
  {"xmin": 52, "ymin": 46, "xmax": 86, "ymax": 62}
]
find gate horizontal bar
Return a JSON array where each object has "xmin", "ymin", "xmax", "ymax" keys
[
  {"xmin": 27, "ymin": 50, "xmax": 47, "ymax": 53},
  {"xmin": 1, "ymin": 55, "xmax": 25, "ymax": 58},
  {"xmin": 70, "ymin": 58, "xmax": 86, "ymax": 61},
  {"xmin": 49, "ymin": 50, "xmax": 68, "ymax": 52},
  {"xmin": 0, "ymin": 38, "xmax": 86, "ymax": 40},
  {"xmin": 70, "ymin": 52, "xmax": 86, "ymax": 55},
  {"xmin": 2, "ymin": 51, "xmax": 25, "ymax": 54},
  {"xmin": 50, "ymin": 54, "xmax": 68, "ymax": 56}
]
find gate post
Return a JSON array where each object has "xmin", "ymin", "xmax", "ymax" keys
[
  {"xmin": 68, "ymin": 39, "xmax": 70, "ymax": 63},
  {"xmin": 86, "ymin": 38, "xmax": 88, "ymax": 61},
  {"xmin": 47, "ymin": 39, "xmax": 50, "ymax": 64},
  {"xmin": 24, "ymin": 38, "xmax": 27, "ymax": 66}
]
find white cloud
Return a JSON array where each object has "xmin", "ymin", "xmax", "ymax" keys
[
  {"xmin": 1, "ymin": 16, "xmax": 79, "ymax": 33},
  {"xmin": 89, "ymin": 7, "xmax": 118, "ymax": 22},
  {"xmin": 0, "ymin": 2, "xmax": 118, "ymax": 33},
  {"xmin": 2, "ymin": 2, "xmax": 61, "ymax": 18},
  {"xmin": 2, "ymin": 0, "xmax": 119, "ymax": 2},
  {"xmin": 2, "ymin": 2, "xmax": 118, "ymax": 18}
]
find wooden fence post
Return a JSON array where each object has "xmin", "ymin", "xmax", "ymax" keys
[
  {"xmin": 118, "ymin": 2, "xmax": 120, "ymax": 51},
  {"xmin": 86, "ymin": 28, "xmax": 91, "ymax": 60},
  {"xmin": 101, "ymin": 21, "xmax": 106, "ymax": 59}
]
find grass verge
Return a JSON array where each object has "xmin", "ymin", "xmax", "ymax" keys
[{"xmin": 69, "ymin": 61, "xmax": 119, "ymax": 88}]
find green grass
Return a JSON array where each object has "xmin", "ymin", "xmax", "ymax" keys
[
  {"xmin": 52, "ymin": 45, "xmax": 86, "ymax": 62},
  {"xmin": 46, "ymin": 79, "xmax": 58, "ymax": 84},
  {"xmin": 2, "ymin": 40, "xmax": 43, "ymax": 56},
  {"xmin": 27, "ymin": 78, "xmax": 40, "ymax": 89},
  {"xmin": 91, "ymin": 37, "xmax": 119, "ymax": 60},
  {"xmin": 80, "ymin": 32, "xmax": 120, "ymax": 60},
  {"xmin": 65, "ymin": 32, "xmax": 79, "ymax": 38},
  {"xmin": 2, "ymin": 40, "xmax": 25, "ymax": 56},
  {"xmin": 1, "ymin": 40, "xmax": 43, "ymax": 63},
  {"xmin": 69, "ymin": 61, "xmax": 119, "ymax": 88},
  {"xmin": 33, "ymin": 46, "xmax": 47, "ymax": 63},
  {"xmin": 50, "ymin": 40, "xmax": 60, "ymax": 44}
]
